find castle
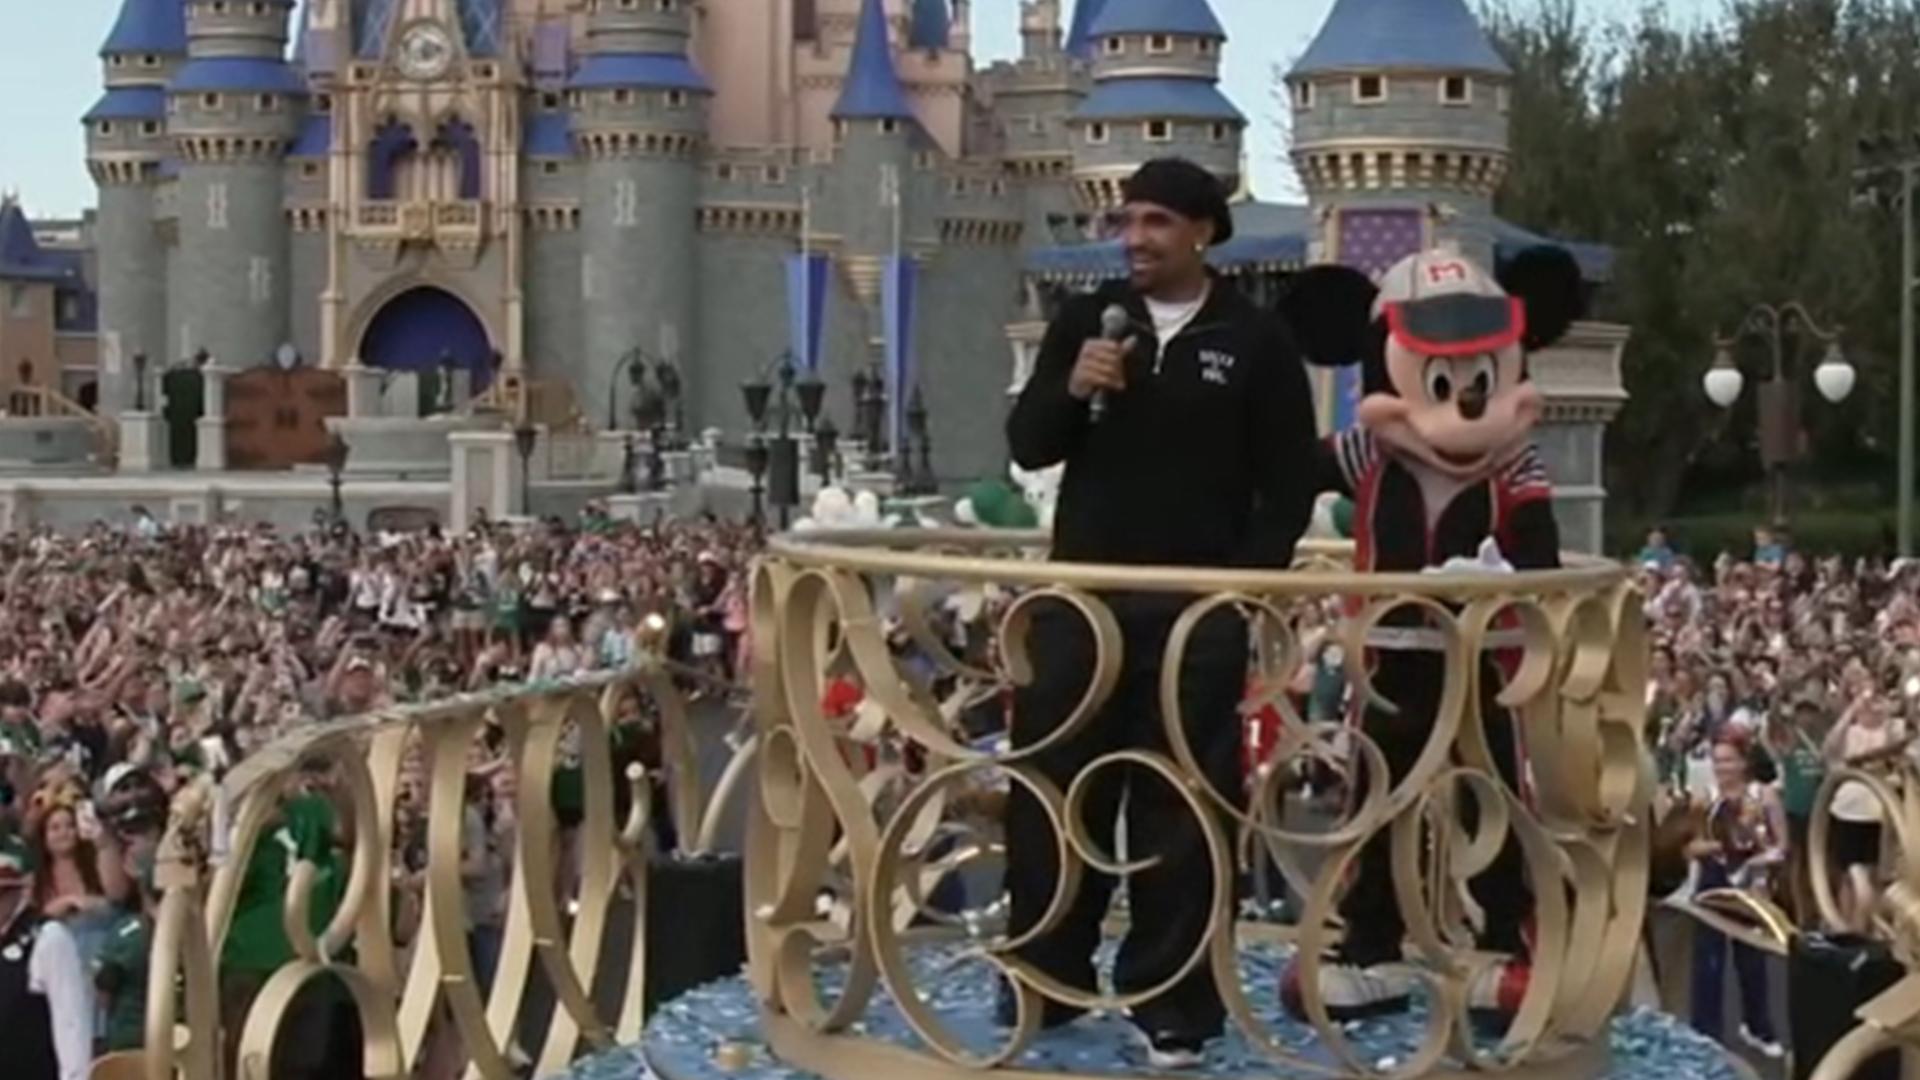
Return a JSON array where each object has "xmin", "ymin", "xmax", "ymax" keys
[{"xmin": 7, "ymin": 0, "xmax": 1623, "ymax": 544}]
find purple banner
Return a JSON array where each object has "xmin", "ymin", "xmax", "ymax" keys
[
  {"xmin": 786, "ymin": 254, "xmax": 830, "ymax": 374},
  {"xmin": 1334, "ymin": 208, "xmax": 1425, "ymax": 430},
  {"xmin": 882, "ymin": 255, "xmax": 917, "ymax": 455}
]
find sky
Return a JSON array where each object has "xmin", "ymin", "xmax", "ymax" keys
[{"xmin": 0, "ymin": 0, "xmax": 1720, "ymax": 219}]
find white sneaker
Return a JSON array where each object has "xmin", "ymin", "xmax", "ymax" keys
[
  {"xmin": 1280, "ymin": 958, "xmax": 1415, "ymax": 1021},
  {"xmin": 1738, "ymin": 1024, "xmax": 1785, "ymax": 1060},
  {"xmin": 1131, "ymin": 1026, "xmax": 1206, "ymax": 1070}
]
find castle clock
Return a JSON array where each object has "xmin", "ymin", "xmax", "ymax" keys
[{"xmin": 395, "ymin": 21, "xmax": 455, "ymax": 81}]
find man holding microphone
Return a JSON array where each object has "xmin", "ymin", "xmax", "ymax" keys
[{"xmin": 1004, "ymin": 157, "xmax": 1320, "ymax": 1066}]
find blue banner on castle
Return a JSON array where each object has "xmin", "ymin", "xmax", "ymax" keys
[
  {"xmin": 882, "ymin": 255, "xmax": 916, "ymax": 455},
  {"xmin": 785, "ymin": 254, "xmax": 830, "ymax": 374}
]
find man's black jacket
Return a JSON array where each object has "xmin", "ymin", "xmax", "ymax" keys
[{"xmin": 1007, "ymin": 275, "xmax": 1319, "ymax": 569}]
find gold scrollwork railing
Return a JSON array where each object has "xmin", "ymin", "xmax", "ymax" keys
[
  {"xmin": 744, "ymin": 530, "xmax": 1652, "ymax": 1080},
  {"xmin": 1807, "ymin": 756, "xmax": 1920, "ymax": 1080},
  {"xmin": 142, "ymin": 661, "xmax": 731, "ymax": 1080}
]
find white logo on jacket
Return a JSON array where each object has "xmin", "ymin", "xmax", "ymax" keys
[{"xmin": 1198, "ymin": 349, "xmax": 1236, "ymax": 385}]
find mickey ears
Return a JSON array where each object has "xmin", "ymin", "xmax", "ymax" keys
[
  {"xmin": 1278, "ymin": 264, "xmax": 1378, "ymax": 368},
  {"xmin": 1497, "ymin": 245, "xmax": 1586, "ymax": 350}
]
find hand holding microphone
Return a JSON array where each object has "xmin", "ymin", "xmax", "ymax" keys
[{"xmin": 1070, "ymin": 304, "xmax": 1134, "ymax": 423}]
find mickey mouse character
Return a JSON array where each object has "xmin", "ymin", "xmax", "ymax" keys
[{"xmin": 1275, "ymin": 243, "xmax": 1585, "ymax": 1021}]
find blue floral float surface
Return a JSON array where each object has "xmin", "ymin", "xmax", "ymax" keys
[{"xmin": 564, "ymin": 942, "xmax": 1745, "ymax": 1080}]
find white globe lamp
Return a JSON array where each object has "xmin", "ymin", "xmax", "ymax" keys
[
  {"xmin": 1814, "ymin": 343, "xmax": 1856, "ymax": 404},
  {"xmin": 1702, "ymin": 347, "xmax": 1744, "ymax": 409}
]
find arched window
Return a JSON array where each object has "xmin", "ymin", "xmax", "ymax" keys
[
  {"xmin": 367, "ymin": 117, "xmax": 417, "ymax": 199},
  {"xmin": 435, "ymin": 117, "xmax": 482, "ymax": 200}
]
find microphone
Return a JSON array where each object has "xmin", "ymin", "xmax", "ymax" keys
[{"xmin": 1091, "ymin": 304, "xmax": 1129, "ymax": 424}]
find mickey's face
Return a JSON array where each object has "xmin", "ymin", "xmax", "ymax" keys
[{"xmin": 1358, "ymin": 333, "xmax": 1540, "ymax": 480}]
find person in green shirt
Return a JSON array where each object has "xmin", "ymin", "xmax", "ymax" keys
[
  {"xmin": 1770, "ymin": 698, "xmax": 1827, "ymax": 926},
  {"xmin": 94, "ymin": 853, "xmax": 156, "ymax": 1053}
]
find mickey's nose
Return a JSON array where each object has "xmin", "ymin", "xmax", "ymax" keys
[{"xmin": 1457, "ymin": 385, "xmax": 1487, "ymax": 421}]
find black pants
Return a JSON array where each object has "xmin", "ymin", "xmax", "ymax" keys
[
  {"xmin": 1003, "ymin": 595, "xmax": 1247, "ymax": 1039},
  {"xmin": 1336, "ymin": 649, "xmax": 1530, "ymax": 965}
]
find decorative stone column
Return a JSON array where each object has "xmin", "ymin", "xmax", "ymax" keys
[
  {"xmin": 1529, "ymin": 320, "xmax": 1632, "ymax": 555},
  {"xmin": 450, "ymin": 429, "xmax": 518, "ymax": 525},
  {"xmin": 118, "ymin": 412, "xmax": 167, "ymax": 473},
  {"xmin": 195, "ymin": 364, "xmax": 230, "ymax": 472}
]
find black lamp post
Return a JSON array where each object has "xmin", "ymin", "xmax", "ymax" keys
[
  {"xmin": 513, "ymin": 422, "xmax": 538, "ymax": 518},
  {"xmin": 740, "ymin": 355, "xmax": 822, "ymax": 530},
  {"xmin": 131, "ymin": 353, "xmax": 148, "ymax": 412},
  {"xmin": 854, "ymin": 364, "xmax": 887, "ymax": 469},
  {"xmin": 813, "ymin": 414, "xmax": 839, "ymax": 486},
  {"xmin": 905, "ymin": 385, "xmax": 934, "ymax": 494},
  {"xmin": 744, "ymin": 434, "xmax": 770, "ymax": 528},
  {"xmin": 620, "ymin": 432, "xmax": 638, "ymax": 495},
  {"xmin": 609, "ymin": 348, "xmax": 645, "ymax": 431},
  {"xmin": 655, "ymin": 360, "xmax": 684, "ymax": 448},
  {"xmin": 322, "ymin": 431, "xmax": 350, "ymax": 527}
]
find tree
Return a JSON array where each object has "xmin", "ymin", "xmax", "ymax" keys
[{"xmin": 1488, "ymin": 0, "xmax": 1920, "ymax": 525}]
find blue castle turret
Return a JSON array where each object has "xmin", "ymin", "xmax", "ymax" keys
[
  {"xmin": 1286, "ymin": 0, "xmax": 1513, "ymax": 265},
  {"xmin": 832, "ymin": 0, "xmax": 920, "ymax": 268},
  {"xmin": 87, "ymin": 0, "xmax": 186, "ymax": 413},
  {"xmin": 170, "ymin": 0, "xmax": 302, "ymax": 373},
  {"xmin": 569, "ymin": 0, "xmax": 710, "ymax": 416},
  {"xmin": 1069, "ymin": 0, "xmax": 1242, "ymax": 208}
]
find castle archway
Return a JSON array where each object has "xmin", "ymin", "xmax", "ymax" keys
[{"xmin": 357, "ymin": 286, "xmax": 494, "ymax": 390}]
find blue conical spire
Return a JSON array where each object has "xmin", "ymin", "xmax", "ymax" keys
[
  {"xmin": 908, "ymin": 0, "xmax": 950, "ymax": 50},
  {"xmin": 832, "ymin": 0, "xmax": 914, "ymax": 121},
  {"xmin": 100, "ymin": 0, "xmax": 188, "ymax": 57},
  {"xmin": 1088, "ymin": 0, "xmax": 1223, "ymax": 38},
  {"xmin": 1291, "ymin": 0, "xmax": 1508, "ymax": 78},
  {"xmin": 1065, "ymin": 0, "xmax": 1109, "ymax": 58}
]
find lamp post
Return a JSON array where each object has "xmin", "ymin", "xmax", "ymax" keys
[
  {"xmin": 1702, "ymin": 301, "xmax": 1854, "ymax": 527},
  {"xmin": 813, "ymin": 414, "xmax": 839, "ymax": 486},
  {"xmin": 513, "ymin": 422, "xmax": 538, "ymax": 519},
  {"xmin": 608, "ymin": 348, "xmax": 647, "ymax": 431},
  {"xmin": 1857, "ymin": 136, "xmax": 1920, "ymax": 555},
  {"xmin": 322, "ymin": 431, "xmax": 350, "ymax": 527},
  {"xmin": 850, "ymin": 364, "xmax": 887, "ymax": 470},
  {"xmin": 131, "ymin": 353, "xmax": 148, "ymax": 412},
  {"xmin": 740, "ymin": 355, "xmax": 823, "ymax": 530},
  {"xmin": 905, "ymin": 384, "xmax": 934, "ymax": 494},
  {"xmin": 654, "ymin": 360, "xmax": 684, "ymax": 449},
  {"xmin": 620, "ymin": 432, "xmax": 638, "ymax": 495},
  {"xmin": 744, "ymin": 434, "xmax": 770, "ymax": 528}
]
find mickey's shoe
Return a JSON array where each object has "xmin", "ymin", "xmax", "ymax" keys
[
  {"xmin": 1280, "ymin": 957, "xmax": 1416, "ymax": 1021},
  {"xmin": 1466, "ymin": 958, "xmax": 1530, "ymax": 1022}
]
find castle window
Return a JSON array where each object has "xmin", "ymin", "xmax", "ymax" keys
[
  {"xmin": 658, "ymin": 0, "xmax": 677, "ymax": 10},
  {"xmin": 317, "ymin": 93, "xmax": 332, "ymax": 112},
  {"xmin": 1441, "ymin": 75, "xmax": 1471, "ymax": 104},
  {"xmin": 880, "ymin": 117, "xmax": 899, "ymax": 134},
  {"xmin": 543, "ymin": 161, "xmax": 560, "ymax": 175},
  {"xmin": 251, "ymin": 1, "xmax": 267, "ymax": 13},
  {"xmin": 1497, "ymin": 84, "xmax": 1511, "ymax": 113},
  {"xmin": 715, "ymin": 163, "xmax": 734, "ymax": 181},
  {"xmin": 109, "ymin": 55, "xmax": 125, "ymax": 68},
  {"xmin": 8, "ymin": 286, "xmax": 29, "ymax": 318},
  {"xmin": 202, "ymin": 93, "xmax": 221, "ymax": 109},
  {"xmin": 914, "ymin": 150, "xmax": 936, "ymax": 169},
  {"xmin": 950, "ymin": 177, "xmax": 968, "ymax": 195},
  {"xmin": 666, "ymin": 89, "xmax": 687, "ymax": 108},
  {"xmin": 1103, "ymin": 36, "xmax": 1123, "ymax": 55},
  {"xmin": 1086, "ymin": 122, "xmax": 1108, "ymax": 145},
  {"xmin": 766, "ymin": 165, "xmax": 785, "ymax": 183},
  {"xmin": 98, "ymin": 121, "xmax": 114, "ymax": 136},
  {"xmin": 301, "ymin": 161, "xmax": 320, "ymax": 178},
  {"xmin": 613, "ymin": 89, "xmax": 632, "ymax": 105},
  {"xmin": 1144, "ymin": 120, "xmax": 1171, "ymax": 142},
  {"xmin": 1354, "ymin": 75, "xmax": 1386, "ymax": 103},
  {"xmin": 1028, "ymin": 114, "xmax": 1045, "ymax": 134},
  {"xmin": 258, "ymin": 94, "xmax": 278, "ymax": 112},
  {"xmin": 1197, "ymin": 38, "xmax": 1215, "ymax": 55},
  {"xmin": 1292, "ymin": 81, "xmax": 1313, "ymax": 109},
  {"xmin": 211, "ymin": 1, "xmax": 227, "ymax": 13},
  {"xmin": 1146, "ymin": 34, "xmax": 1172, "ymax": 54},
  {"xmin": 833, "ymin": 120, "xmax": 846, "ymax": 143},
  {"xmin": 142, "ymin": 121, "xmax": 161, "ymax": 136},
  {"xmin": 477, "ymin": 65, "xmax": 496, "ymax": 79},
  {"xmin": 542, "ymin": 92, "xmax": 561, "ymax": 109},
  {"xmin": 1209, "ymin": 122, "xmax": 1229, "ymax": 142},
  {"xmin": 141, "ymin": 53, "xmax": 159, "ymax": 67}
]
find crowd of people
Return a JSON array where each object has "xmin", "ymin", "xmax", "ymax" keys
[
  {"xmin": 0, "ymin": 503, "xmax": 755, "ymax": 1079},
  {"xmin": 0, "ymin": 501, "xmax": 1914, "ymax": 1074}
]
